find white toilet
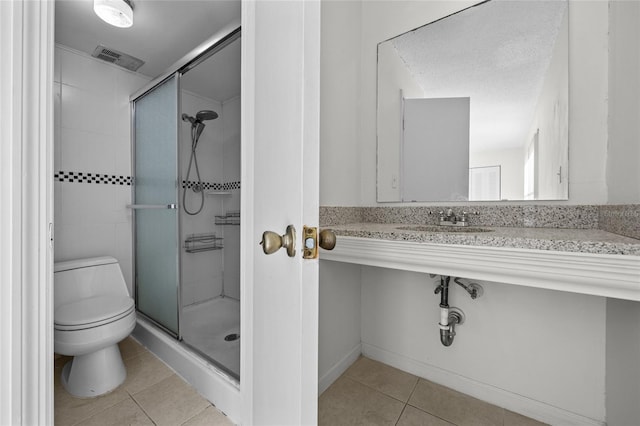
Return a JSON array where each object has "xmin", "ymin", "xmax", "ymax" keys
[{"xmin": 54, "ymin": 256, "xmax": 136, "ymax": 398}]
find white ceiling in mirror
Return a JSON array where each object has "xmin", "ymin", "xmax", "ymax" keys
[{"xmin": 391, "ymin": 0, "xmax": 567, "ymax": 153}]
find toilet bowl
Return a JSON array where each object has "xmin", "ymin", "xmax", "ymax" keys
[{"xmin": 54, "ymin": 256, "xmax": 136, "ymax": 398}]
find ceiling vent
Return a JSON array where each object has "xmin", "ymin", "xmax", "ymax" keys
[{"xmin": 91, "ymin": 45, "xmax": 144, "ymax": 72}]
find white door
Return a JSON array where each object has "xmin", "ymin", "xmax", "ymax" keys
[{"xmin": 241, "ymin": 1, "xmax": 320, "ymax": 425}]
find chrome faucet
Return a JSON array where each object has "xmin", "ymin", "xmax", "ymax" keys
[{"xmin": 439, "ymin": 209, "xmax": 468, "ymax": 227}]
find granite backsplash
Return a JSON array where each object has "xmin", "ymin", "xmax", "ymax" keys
[{"xmin": 320, "ymin": 204, "xmax": 639, "ymax": 240}]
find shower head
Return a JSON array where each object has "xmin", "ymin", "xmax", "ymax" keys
[
  {"xmin": 182, "ymin": 110, "xmax": 218, "ymax": 126},
  {"xmin": 195, "ymin": 110, "xmax": 218, "ymax": 121},
  {"xmin": 183, "ymin": 110, "xmax": 218, "ymax": 147}
]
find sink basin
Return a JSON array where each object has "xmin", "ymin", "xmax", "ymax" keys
[{"xmin": 396, "ymin": 225, "xmax": 493, "ymax": 233}]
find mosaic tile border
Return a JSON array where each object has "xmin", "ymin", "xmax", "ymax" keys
[
  {"xmin": 55, "ymin": 171, "xmax": 241, "ymax": 191},
  {"xmin": 54, "ymin": 171, "xmax": 132, "ymax": 185},
  {"xmin": 182, "ymin": 180, "xmax": 241, "ymax": 191}
]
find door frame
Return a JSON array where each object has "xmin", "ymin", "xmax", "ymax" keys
[{"xmin": 0, "ymin": 0, "xmax": 55, "ymax": 424}]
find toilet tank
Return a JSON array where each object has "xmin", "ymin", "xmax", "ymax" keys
[{"xmin": 54, "ymin": 256, "xmax": 130, "ymax": 308}]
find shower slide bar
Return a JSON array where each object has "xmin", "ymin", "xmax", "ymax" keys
[{"xmin": 127, "ymin": 204, "xmax": 178, "ymax": 209}]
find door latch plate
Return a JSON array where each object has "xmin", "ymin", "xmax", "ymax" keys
[{"xmin": 303, "ymin": 226, "xmax": 318, "ymax": 259}]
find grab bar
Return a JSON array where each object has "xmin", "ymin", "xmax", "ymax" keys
[{"xmin": 126, "ymin": 204, "xmax": 177, "ymax": 209}]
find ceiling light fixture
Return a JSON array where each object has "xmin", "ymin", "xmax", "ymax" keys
[{"xmin": 94, "ymin": 0, "xmax": 134, "ymax": 28}]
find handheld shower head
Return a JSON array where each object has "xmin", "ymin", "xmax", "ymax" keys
[
  {"xmin": 195, "ymin": 110, "xmax": 218, "ymax": 121},
  {"xmin": 181, "ymin": 110, "xmax": 218, "ymax": 216},
  {"xmin": 194, "ymin": 122, "xmax": 206, "ymax": 142},
  {"xmin": 183, "ymin": 110, "xmax": 218, "ymax": 148}
]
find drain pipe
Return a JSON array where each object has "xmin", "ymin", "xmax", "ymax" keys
[
  {"xmin": 435, "ymin": 276, "xmax": 454, "ymax": 346},
  {"xmin": 434, "ymin": 276, "xmax": 466, "ymax": 347}
]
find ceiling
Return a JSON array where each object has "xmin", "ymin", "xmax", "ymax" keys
[
  {"xmin": 391, "ymin": 0, "xmax": 567, "ymax": 152},
  {"xmin": 55, "ymin": 0, "xmax": 241, "ymax": 101}
]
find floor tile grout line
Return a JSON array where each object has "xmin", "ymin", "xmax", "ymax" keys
[
  {"xmin": 178, "ymin": 403, "xmax": 215, "ymax": 426},
  {"xmin": 405, "ymin": 399, "xmax": 466, "ymax": 426},
  {"xmin": 128, "ymin": 390, "xmax": 159, "ymax": 426},
  {"xmin": 341, "ymin": 374, "xmax": 413, "ymax": 405},
  {"xmin": 66, "ymin": 393, "xmax": 132, "ymax": 426},
  {"xmin": 394, "ymin": 402, "xmax": 409, "ymax": 426},
  {"xmin": 322, "ymin": 358, "xmax": 544, "ymax": 426},
  {"xmin": 339, "ymin": 371, "xmax": 463, "ymax": 426},
  {"xmin": 407, "ymin": 377, "xmax": 419, "ymax": 402},
  {"xmin": 405, "ymin": 376, "xmax": 508, "ymax": 426}
]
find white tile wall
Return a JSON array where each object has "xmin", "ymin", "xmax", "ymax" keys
[
  {"xmin": 54, "ymin": 45, "xmax": 150, "ymax": 293},
  {"xmin": 180, "ymin": 91, "xmax": 225, "ymax": 306},
  {"xmin": 222, "ymin": 96, "xmax": 241, "ymax": 300}
]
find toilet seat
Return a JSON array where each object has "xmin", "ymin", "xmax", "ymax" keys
[{"xmin": 55, "ymin": 295, "xmax": 135, "ymax": 331}]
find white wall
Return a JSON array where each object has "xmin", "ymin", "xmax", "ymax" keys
[
  {"xmin": 318, "ymin": 261, "xmax": 362, "ymax": 394},
  {"xmin": 607, "ymin": 1, "xmax": 640, "ymax": 204},
  {"xmin": 565, "ymin": 1, "xmax": 610, "ymax": 204},
  {"xmin": 53, "ymin": 45, "xmax": 150, "ymax": 294},
  {"xmin": 470, "ymin": 147, "xmax": 524, "ymax": 200},
  {"xmin": 377, "ymin": 42, "xmax": 425, "ymax": 202},
  {"xmin": 604, "ymin": 12, "xmax": 640, "ymax": 423},
  {"xmin": 180, "ymin": 91, "xmax": 225, "ymax": 306},
  {"xmin": 606, "ymin": 299, "xmax": 640, "ymax": 426},
  {"xmin": 360, "ymin": 267, "xmax": 607, "ymax": 423},
  {"xmin": 319, "ymin": 0, "xmax": 363, "ymax": 206},
  {"xmin": 222, "ymin": 96, "xmax": 241, "ymax": 300},
  {"xmin": 318, "ymin": 0, "xmax": 364, "ymax": 389},
  {"xmin": 180, "ymin": 92, "xmax": 241, "ymax": 305},
  {"xmin": 525, "ymin": 9, "xmax": 569, "ymax": 200}
]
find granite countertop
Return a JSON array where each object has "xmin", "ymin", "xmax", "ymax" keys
[{"xmin": 327, "ymin": 223, "xmax": 640, "ymax": 256}]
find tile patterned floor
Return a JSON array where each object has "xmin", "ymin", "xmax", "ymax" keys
[
  {"xmin": 56, "ymin": 342, "xmax": 547, "ymax": 426},
  {"xmin": 319, "ymin": 357, "xmax": 548, "ymax": 426},
  {"xmin": 54, "ymin": 337, "xmax": 233, "ymax": 426}
]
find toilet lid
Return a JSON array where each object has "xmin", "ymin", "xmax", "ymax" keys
[{"xmin": 55, "ymin": 295, "xmax": 134, "ymax": 329}]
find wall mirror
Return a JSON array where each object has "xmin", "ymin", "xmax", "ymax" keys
[{"xmin": 376, "ymin": 0, "xmax": 569, "ymax": 202}]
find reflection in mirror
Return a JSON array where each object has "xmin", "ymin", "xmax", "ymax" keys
[{"xmin": 377, "ymin": 0, "xmax": 569, "ymax": 202}]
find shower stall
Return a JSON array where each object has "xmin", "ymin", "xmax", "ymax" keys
[{"xmin": 130, "ymin": 26, "xmax": 241, "ymax": 381}]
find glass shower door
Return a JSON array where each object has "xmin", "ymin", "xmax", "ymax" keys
[{"xmin": 132, "ymin": 75, "xmax": 180, "ymax": 335}]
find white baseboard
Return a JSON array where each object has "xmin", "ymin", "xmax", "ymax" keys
[
  {"xmin": 318, "ymin": 343, "xmax": 362, "ymax": 395},
  {"xmin": 361, "ymin": 343, "xmax": 605, "ymax": 426}
]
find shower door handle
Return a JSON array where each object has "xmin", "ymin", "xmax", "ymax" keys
[{"xmin": 127, "ymin": 204, "xmax": 178, "ymax": 209}]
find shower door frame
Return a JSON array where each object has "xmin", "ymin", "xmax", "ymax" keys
[{"xmin": 130, "ymin": 72, "xmax": 183, "ymax": 339}]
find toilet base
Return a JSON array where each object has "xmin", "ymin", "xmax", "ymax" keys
[{"xmin": 61, "ymin": 344, "xmax": 126, "ymax": 398}]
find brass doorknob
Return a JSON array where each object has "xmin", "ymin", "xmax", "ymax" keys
[
  {"xmin": 260, "ymin": 225, "xmax": 296, "ymax": 257},
  {"xmin": 318, "ymin": 229, "xmax": 336, "ymax": 250}
]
